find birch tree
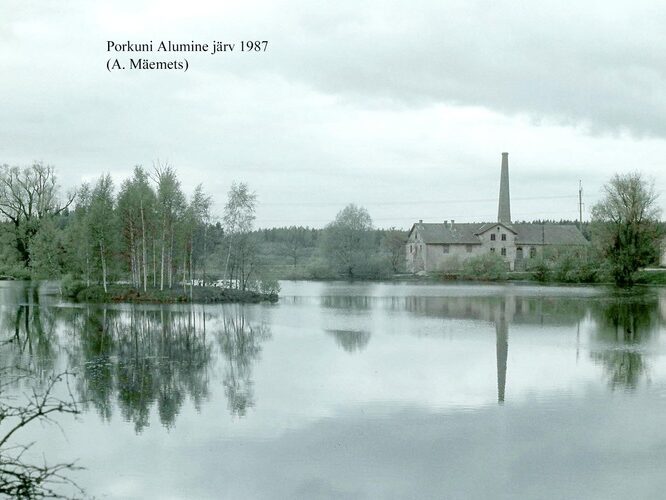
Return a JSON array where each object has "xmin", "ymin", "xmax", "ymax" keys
[
  {"xmin": 153, "ymin": 164, "xmax": 185, "ymax": 290},
  {"xmin": 88, "ymin": 175, "xmax": 116, "ymax": 292},
  {"xmin": 222, "ymin": 182, "xmax": 256, "ymax": 289}
]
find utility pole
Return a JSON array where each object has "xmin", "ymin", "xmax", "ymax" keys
[{"xmin": 578, "ymin": 180, "xmax": 583, "ymax": 231}]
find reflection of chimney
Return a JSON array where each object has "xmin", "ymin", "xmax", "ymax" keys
[
  {"xmin": 498, "ymin": 152, "xmax": 511, "ymax": 224},
  {"xmin": 496, "ymin": 317, "xmax": 508, "ymax": 404}
]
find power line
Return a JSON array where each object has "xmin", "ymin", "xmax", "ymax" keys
[
  {"xmin": 256, "ymin": 209, "xmax": 582, "ymax": 224},
  {"xmin": 260, "ymin": 194, "xmax": 578, "ymax": 207}
]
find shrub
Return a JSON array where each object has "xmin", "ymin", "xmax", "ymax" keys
[
  {"xmin": 0, "ymin": 262, "xmax": 31, "ymax": 280},
  {"xmin": 461, "ymin": 253, "xmax": 507, "ymax": 281},
  {"xmin": 306, "ymin": 258, "xmax": 337, "ymax": 279},
  {"xmin": 526, "ymin": 258, "xmax": 550, "ymax": 282},
  {"xmin": 259, "ymin": 277, "xmax": 281, "ymax": 295},
  {"xmin": 60, "ymin": 274, "xmax": 87, "ymax": 298},
  {"xmin": 352, "ymin": 254, "xmax": 393, "ymax": 280}
]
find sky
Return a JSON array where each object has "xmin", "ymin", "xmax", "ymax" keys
[{"xmin": 1, "ymin": 0, "xmax": 665, "ymax": 228}]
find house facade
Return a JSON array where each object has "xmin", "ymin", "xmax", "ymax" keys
[{"xmin": 406, "ymin": 153, "xmax": 589, "ymax": 273}]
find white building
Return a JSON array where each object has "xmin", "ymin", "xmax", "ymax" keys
[{"xmin": 406, "ymin": 153, "xmax": 588, "ymax": 273}]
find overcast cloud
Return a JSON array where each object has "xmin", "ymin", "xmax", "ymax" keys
[{"xmin": 1, "ymin": 0, "xmax": 665, "ymax": 227}]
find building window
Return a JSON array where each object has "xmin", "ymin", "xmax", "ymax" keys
[
  {"xmin": 443, "ymin": 245, "xmax": 450, "ymax": 254},
  {"xmin": 530, "ymin": 247, "xmax": 537, "ymax": 258},
  {"xmin": 501, "ymin": 248, "xmax": 506, "ymax": 256},
  {"xmin": 490, "ymin": 248, "xmax": 496, "ymax": 253},
  {"xmin": 409, "ymin": 244, "xmax": 413, "ymax": 253},
  {"xmin": 466, "ymin": 245, "xmax": 473, "ymax": 253},
  {"xmin": 490, "ymin": 234, "xmax": 496, "ymax": 241},
  {"xmin": 501, "ymin": 234, "xmax": 506, "ymax": 241}
]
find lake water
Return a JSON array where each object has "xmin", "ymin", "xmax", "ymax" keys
[{"xmin": 2, "ymin": 280, "xmax": 666, "ymax": 499}]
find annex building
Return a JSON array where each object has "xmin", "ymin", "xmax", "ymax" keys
[{"xmin": 406, "ymin": 153, "xmax": 588, "ymax": 273}]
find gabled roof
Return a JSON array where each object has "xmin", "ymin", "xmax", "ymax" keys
[
  {"xmin": 512, "ymin": 223, "xmax": 589, "ymax": 245},
  {"xmin": 474, "ymin": 222, "xmax": 518, "ymax": 235},
  {"xmin": 409, "ymin": 222, "xmax": 589, "ymax": 246},
  {"xmin": 409, "ymin": 222, "xmax": 485, "ymax": 245}
]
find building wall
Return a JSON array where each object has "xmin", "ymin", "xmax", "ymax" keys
[
  {"xmin": 406, "ymin": 230, "xmax": 425, "ymax": 273},
  {"xmin": 406, "ymin": 224, "xmax": 547, "ymax": 273},
  {"xmin": 425, "ymin": 243, "xmax": 479, "ymax": 272},
  {"xmin": 477, "ymin": 225, "xmax": 515, "ymax": 270}
]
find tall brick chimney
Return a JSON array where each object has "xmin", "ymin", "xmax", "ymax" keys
[{"xmin": 497, "ymin": 152, "xmax": 511, "ymax": 225}]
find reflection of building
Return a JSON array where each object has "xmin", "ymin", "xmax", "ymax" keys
[
  {"xmin": 402, "ymin": 291, "xmax": 590, "ymax": 404},
  {"xmin": 496, "ymin": 317, "xmax": 508, "ymax": 404},
  {"xmin": 406, "ymin": 153, "xmax": 588, "ymax": 273}
]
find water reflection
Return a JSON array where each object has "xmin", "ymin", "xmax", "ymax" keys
[
  {"xmin": 400, "ymin": 289, "xmax": 661, "ymax": 401},
  {"xmin": 0, "ymin": 284, "xmax": 273, "ymax": 432},
  {"xmin": 589, "ymin": 293, "xmax": 659, "ymax": 390},
  {"xmin": 5, "ymin": 281, "xmax": 666, "ymax": 498},
  {"xmin": 496, "ymin": 318, "xmax": 508, "ymax": 404},
  {"xmin": 326, "ymin": 329, "xmax": 371, "ymax": 353},
  {"xmin": 58, "ymin": 306, "xmax": 215, "ymax": 431},
  {"xmin": 0, "ymin": 283, "xmax": 58, "ymax": 382},
  {"xmin": 217, "ymin": 306, "xmax": 271, "ymax": 417},
  {"xmin": 1, "ymin": 281, "xmax": 665, "ymax": 430}
]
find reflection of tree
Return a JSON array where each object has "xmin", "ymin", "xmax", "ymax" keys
[
  {"xmin": 217, "ymin": 306, "xmax": 271, "ymax": 417},
  {"xmin": 66, "ymin": 305, "xmax": 212, "ymax": 432},
  {"xmin": 589, "ymin": 294, "xmax": 658, "ymax": 390},
  {"xmin": 0, "ymin": 283, "xmax": 58, "ymax": 382},
  {"xmin": 321, "ymin": 295, "xmax": 372, "ymax": 310},
  {"xmin": 326, "ymin": 329, "xmax": 371, "ymax": 353},
  {"xmin": 1, "ymin": 286, "xmax": 275, "ymax": 430}
]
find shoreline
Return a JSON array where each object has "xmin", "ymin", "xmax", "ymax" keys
[{"xmin": 67, "ymin": 284, "xmax": 279, "ymax": 304}]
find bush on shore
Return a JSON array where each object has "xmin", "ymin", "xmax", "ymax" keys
[{"xmin": 461, "ymin": 253, "xmax": 508, "ymax": 281}]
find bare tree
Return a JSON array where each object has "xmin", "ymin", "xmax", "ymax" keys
[{"xmin": 0, "ymin": 371, "xmax": 84, "ymax": 499}]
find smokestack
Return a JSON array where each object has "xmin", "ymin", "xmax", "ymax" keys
[{"xmin": 498, "ymin": 152, "xmax": 511, "ymax": 224}]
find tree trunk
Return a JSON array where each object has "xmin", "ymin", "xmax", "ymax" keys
[
  {"xmin": 100, "ymin": 240, "xmax": 108, "ymax": 293},
  {"xmin": 141, "ymin": 201, "xmax": 148, "ymax": 292}
]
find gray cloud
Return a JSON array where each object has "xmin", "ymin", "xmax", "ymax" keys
[
  {"xmin": 262, "ymin": 0, "xmax": 666, "ymax": 137},
  {"xmin": 1, "ymin": 0, "xmax": 665, "ymax": 227}
]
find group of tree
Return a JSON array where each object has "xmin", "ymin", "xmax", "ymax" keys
[{"xmin": 0, "ymin": 162, "xmax": 270, "ymax": 293}]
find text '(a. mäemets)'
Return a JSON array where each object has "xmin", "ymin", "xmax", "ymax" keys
[{"xmin": 106, "ymin": 40, "xmax": 269, "ymax": 72}]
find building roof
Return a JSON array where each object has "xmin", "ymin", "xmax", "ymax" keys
[
  {"xmin": 409, "ymin": 222, "xmax": 588, "ymax": 246},
  {"xmin": 511, "ymin": 223, "xmax": 589, "ymax": 245},
  {"xmin": 409, "ymin": 223, "xmax": 485, "ymax": 244},
  {"xmin": 475, "ymin": 222, "xmax": 517, "ymax": 235}
]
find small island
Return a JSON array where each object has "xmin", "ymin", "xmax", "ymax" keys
[{"xmin": 66, "ymin": 282, "xmax": 278, "ymax": 304}]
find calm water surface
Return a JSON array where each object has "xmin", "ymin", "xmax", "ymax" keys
[{"xmin": 2, "ymin": 280, "xmax": 666, "ymax": 499}]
